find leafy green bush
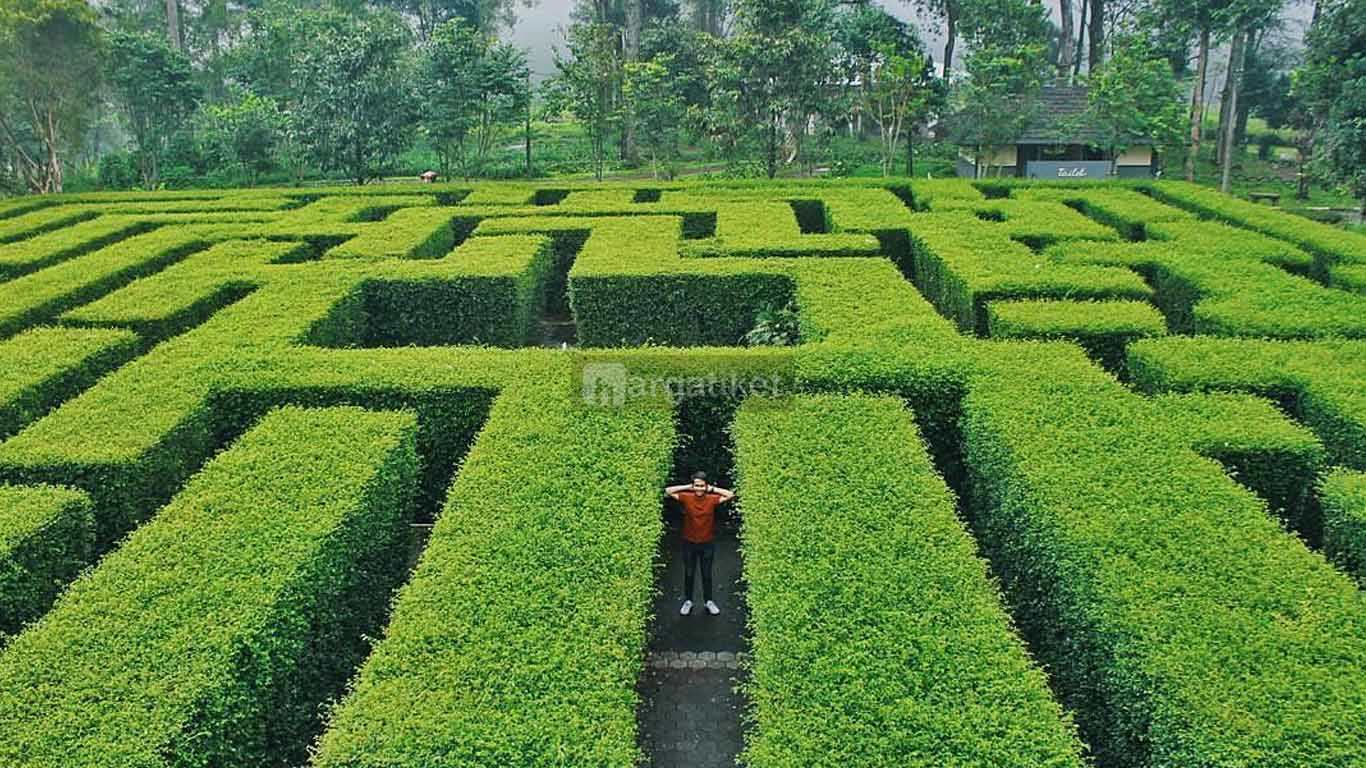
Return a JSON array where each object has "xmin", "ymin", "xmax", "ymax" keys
[
  {"xmin": 742, "ymin": 301, "xmax": 801, "ymax": 346},
  {"xmin": 0, "ymin": 483, "xmax": 93, "ymax": 637},
  {"xmin": 313, "ymin": 381, "xmax": 674, "ymax": 767},
  {"xmin": 1321, "ymin": 469, "xmax": 1366, "ymax": 583},
  {"xmin": 986, "ymin": 298, "xmax": 1166, "ymax": 372},
  {"xmin": 733, "ymin": 393, "xmax": 1086, "ymax": 768},
  {"xmin": 0, "ymin": 406, "xmax": 419, "ymax": 767},
  {"xmin": 0, "ymin": 327, "xmax": 139, "ymax": 440},
  {"xmin": 962, "ymin": 341, "xmax": 1366, "ymax": 768}
]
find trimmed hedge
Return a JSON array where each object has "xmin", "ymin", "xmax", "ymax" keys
[
  {"xmin": 732, "ymin": 393, "xmax": 1085, "ymax": 768},
  {"xmin": 1144, "ymin": 181, "xmax": 1366, "ymax": 282},
  {"xmin": 962, "ymin": 341, "xmax": 1366, "ymax": 768},
  {"xmin": 1053, "ymin": 222, "xmax": 1366, "ymax": 338},
  {"xmin": 313, "ymin": 376, "xmax": 674, "ymax": 767},
  {"xmin": 0, "ymin": 483, "xmax": 93, "ymax": 638},
  {"xmin": 0, "ymin": 405, "xmax": 419, "ymax": 768},
  {"xmin": 356, "ymin": 234, "xmax": 553, "ymax": 347},
  {"xmin": 986, "ymin": 298, "xmax": 1166, "ymax": 373},
  {"xmin": 1320, "ymin": 469, "xmax": 1366, "ymax": 583},
  {"xmin": 931, "ymin": 198, "xmax": 1120, "ymax": 247},
  {"xmin": 0, "ymin": 216, "xmax": 155, "ymax": 281},
  {"xmin": 0, "ymin": 206, "xmax": 98, "ymax": 245},
  {"xmin": 908, "ymin": 212, "xmax": 1151, "ymax": 333},
  {"xmin": 1152, "ymin": 392, "xmax": 1326, "ymax": 534},
  {"xmin": 0, "ymin": 327, "xmax": 140, "ymax": 440},
  {"xmin": 324, "ymin": 206, "xmax": 471, "ymax": 260},
  {"xmin": 61, "ymin": 239, "xmax": 302, "ymax": 343},
  {"xmin": 1128, "ymin": 337, "xmax": 1366, "ymax": 470},
  {"xmin": 1018, "ymin": 187, "xmax": 1193, "ymax": 240},
  {"xmin": 0, "ymin": 227, "xmax": 213, "ymax": 337}
]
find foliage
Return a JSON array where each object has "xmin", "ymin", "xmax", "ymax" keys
[
  {"xmin": 292, "ymin": 8, "xmax": 417, "ymax": 184},
  {"xmin": 742, "ymin": 300, "xmax": 800, "ymax": 346},
  {"xmin": 0, "ymin": 0, "xmax": 105, "ymax": 193},
  {"xmin": 551, "ymin": 22, "xmax": 624, "ymax": 181},
  {"xmin": 418, "ymin": 18, "xmax": 528, "ymax": 180},
  {"xmin": 950, "ymin": 0, "xmax": 1049, "ymax": 176},
  {"xmin": 1298, "ymin": 0, "xmax": 1366, "ymax": 209},
  {"xmin": 108, "ymin": 31, "xmax": 201, "ymax": 188},
  {"xmin": 733, "ymin": 393, "xmax": 1087, "ymax": 767},
  {"xmin": 196, "ymin": 90, "xmax": 286, "ymax": 186},
  {"xmin": 1081, "ymin": 34, "xmax": 1186, "ymax": 168},
  {"xmin": 624, "ymin": 55, "xmax": 686, "ymax": 178}
]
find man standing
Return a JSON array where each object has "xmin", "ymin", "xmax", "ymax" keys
[{"xmin": 665, "ymin": 471, "xmax": 735, "ymax": 616}]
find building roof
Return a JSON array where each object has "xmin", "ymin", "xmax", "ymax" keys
[{"xmin": 1016, "ymin": 86, "xmax": 1102, "ymax": 145}]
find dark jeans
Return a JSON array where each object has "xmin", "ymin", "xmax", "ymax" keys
[{"xmin": 682, "ymin": 540, "xmax": 715, "ymax": 602}]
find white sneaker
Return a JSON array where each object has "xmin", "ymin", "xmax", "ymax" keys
[
  {"xmin": 680, "ymin": 600, "xmax": 693, "ymax": 615},
  {"xmin": 705, "ymin": 600, "xmax": 721, "ymax": 615}
]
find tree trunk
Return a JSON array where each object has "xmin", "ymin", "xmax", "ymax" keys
[
  {"xmin": 1215, "ymin": 55, "xmax": 1233, "ymax": 167},
  {"xmin": 1074, "ymin": 0, "xmax": 1088, "ymax": 76},
  {"xmin": 622, "ymin": 0, "xmax": 641, "ymax": 164},
  {"xmin": 1057, "ymin": 0, "xmax": 1075, "ymax": 82},
  {"xmin": 907, "ymin": 132, "xmax": 915, "ymax": 177},
  {"xmin": 1088, "ymin": 0, "xmax": 1105, "ymax": 71},
  {"xmin": 165, "ymin": 0, "xmax": 182, "ymax": 51},
  {"xmin": 1219, "ymin": 28, "xmax": 1246, "ymax": 193},
  {"xmin": 767, "ymin": 112, "xmax": 778, "ymax": 178},
  {"xmin": 1185, "ymin": 27, "xmax": 1211, "ymax": 182},
  {"xmin": 942, "ymin": 4, "xmax": 958, "ymax": 78},
  {"xmin": 1233, "ymin": 31, "xmax": 1260, "ymax": 148}
]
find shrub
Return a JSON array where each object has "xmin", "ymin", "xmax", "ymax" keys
[
  {"xmin": 0, "ymin": 483, "xmax": 93, "ymax": 638},
  {"xmin": 312, "ymin": 381, "xmax": 674, "ymax": 767},
  {"xmin": 986, "ymin": 298, "xmax": 1166, "ymax": 373},
  {"xmin": 1321, "ymin": 469, "xmax": 1366, "ymax": 583},
  {"xmin": 733, "ymin": 393, "xmax": 1086, "ymax": 768},
  {"xmin": 962, "ymin": 341, "xmax": 1366, "ymax": 768},
  {"xmin": 0, "ymin": 327, "xmax": 140, "ymax": 440},
  {"xmin": 0, "ymin": 406, "xmax": 419, "ymax": 767}
]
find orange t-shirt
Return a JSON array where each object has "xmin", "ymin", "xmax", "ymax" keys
[{"xmin": 677, "ymin": 492, "xmax": 721, "ymax": 543}]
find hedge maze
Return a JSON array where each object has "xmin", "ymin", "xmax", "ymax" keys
[{"xmin": 0, "ymin": 179, "xmax": 1362, "ymax": 767}]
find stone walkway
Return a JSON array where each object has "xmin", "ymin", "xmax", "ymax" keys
[{"xmin": 638, "ymin": 517, "xmax": 747, "ymax": 768}]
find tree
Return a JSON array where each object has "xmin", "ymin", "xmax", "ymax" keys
[
  {"xmin": 951, "ymin": 0, "xmax": 1049, "ymax": 176},
  {"xmin": 109, "ymin": 31, "xmax": 200, "ymax": 188},
  {"xmin": 552, "ymin": 22, "xmax": 624, "ymax": 180},
  {"xmin": 835, "ymin": 4, "xmax": 939, "ymax": 176},
  {"xmin": 729, "ymin": 0, "xmax": 838, "ymax": 178},
  {"xmin": 292, "ymin": 9, "xmax": 416, "ymax": 184},
  {"xmin": 374, "ymin": 0, "xmax": 530, "ymax": 41},
  {"xmin": 1057, "ymin": 0, "xmax": 1075, "ymax": 80},
  {"xmin": 418, "ymin": 18, "xmax": 529, "ymax": 179},
  {"xmin": 624, "ymin": 56, "xmax": 686, "ymax": 177},
  {"xmin": 1298, "ymin": 0, "xmax": 1366, "ymax": 213},
  {"xmin": 1083, "ymin": 35, "xmax": 1186, "ymax": 175},
  {"xmin": 0, "ymin": 0, "xmax": 105, "ymax": 194},
  {"xmin": 198, "ymin": 90, "xmax": 285, "ymax": 185},
  {"xmin": 913, "ymin": 0, "xmax": 962, "ymax": 77}
]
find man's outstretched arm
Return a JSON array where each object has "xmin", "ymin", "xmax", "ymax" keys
[{"xmin": 664, "ymin": 484, "xmax": 691, "ymax": 499}]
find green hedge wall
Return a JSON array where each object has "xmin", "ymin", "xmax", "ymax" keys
[
  {"xmin": 962, "ymin": 342, "xmax": 1366, "ymax": 768},
  {"xmin": 986, "ymin": 298, "xmax": 1166, "ymax": 373},
  {"xmin": 0, "ymin": 483, "xmax": 93, "ymax": 638},
  {"xmin": 733, "ymin": 393, "xmax": 1085, "ymax": 768},
  {"xmin": 1321, "ymin": 469, "xmax": 1366, "ymax": 584},
  {"xmin": 313, "ymin": 379, "xmax": 674, "ymax": 767},
  {"xmin": 0, "ymin": 405, "xmax": 419, "ymax": 768},
  {"xmin": 0, "ymin": 327, "xmax": 140, "ymax": 440}
]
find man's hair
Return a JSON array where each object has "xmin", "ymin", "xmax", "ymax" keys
[{"xmin": 691, "ymin": 471, "xmax": 707, "ymax": 482}]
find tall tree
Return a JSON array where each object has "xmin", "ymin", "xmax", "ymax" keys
[
  {"xmin": 418, "ymin": 18, "xmax": 529, "ymax": 179},
  {"xmin": 164, "ymin": 0, "xmax": 182, "ymax": 50},
  {"xmin": 108, "ymin": 31, "xmax": 200, "ymax": 187},
  {"xmin": 729, "ymin": 0, "xmax": 837, "ymax": 177},
  {"xmin": 914, "ymin": 0, "xmax": 961, "ymax": 77},
  {"xmin": 624, "ymin": 54, "xmax": 686, "ymax": 176},
  {"xmin": 0, "ymin": 0, "xmax": 105, "ymax": 193},
  {"xmin": 551, "ymin": 21, "xmax": 624, "ymax": 180},
  {"xmin": 952, "ymin": 0, "xmax": 1049, "ymax": 175},
  {"xmin": 292, "ymin": 9, "xmax": 416, "ymax": 184},
  {"xmin": 1087, "ymin": 0, "xmax": 1103, "ymax": 69},
  {"xmin": 374, "ymin": 0, "xmax": 530, "ymax": 40},
  {"xmin": 1083, "ymin": 34, "xmax": 1186, "ymax": 175},
  {"xmin": 1057, "ymin": 0, "xmax": 1074, "ymax": 80},
  {"xmin": 1297, "ymin": 0, "xmax": 1366, "ymax": 214}
]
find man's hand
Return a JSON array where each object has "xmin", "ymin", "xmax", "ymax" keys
[
  {"xmin": 664, "ymin": 484, "xmax": 691, "ymax": 500},
  {"xmin": 709, "ymin": 485, "xmax": 736, "ymax": 503}
]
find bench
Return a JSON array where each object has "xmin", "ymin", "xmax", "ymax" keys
[{"xmin": 1249, "ymin": 191, "xmax": 1281, "ymax": 206}]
